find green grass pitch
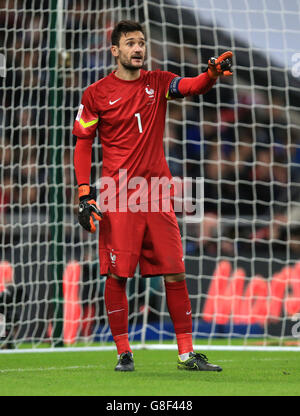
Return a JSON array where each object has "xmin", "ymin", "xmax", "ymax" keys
[{"xmin": 0, "ymin": 349, "xmax": 299, "ymax": 396}]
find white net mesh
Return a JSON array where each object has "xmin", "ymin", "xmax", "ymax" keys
[{"xmin": 1, "ymin": 0, "xmax": 300, "ymax": 350}]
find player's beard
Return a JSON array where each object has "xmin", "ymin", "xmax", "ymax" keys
[{"xmin": 118, "ymin": 52, "xmax": 145, "ymax": 71}]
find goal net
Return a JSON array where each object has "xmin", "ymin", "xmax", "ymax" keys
[{"xmin": 1, "ymin": 0, "xmax": 300, "ymax": 351}]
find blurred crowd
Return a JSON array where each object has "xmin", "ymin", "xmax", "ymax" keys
[
  {"xmin": 1, "ymin": 0, "xmax": 300, "ymax": 257},
  {"xmin": 166, "ymin": 90, "xmax": 300, "ymax": 255}
]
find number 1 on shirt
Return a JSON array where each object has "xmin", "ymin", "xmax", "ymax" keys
[{"xmin": 135, "ymin": 113, "xmax": 143, "ymax": 133}]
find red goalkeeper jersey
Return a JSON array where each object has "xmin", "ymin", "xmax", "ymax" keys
[{"xmin": 73, "ymin": 69, "xmax": 179, "ymax": 209}]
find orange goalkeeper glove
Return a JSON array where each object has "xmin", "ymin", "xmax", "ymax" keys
[
  {"xmin": 78, "ymin": 185, "xmax": 102, "ymax": 233},
  {"xmin": 207, "ymin": 51, "xmax": 233, "ymax": 79}
]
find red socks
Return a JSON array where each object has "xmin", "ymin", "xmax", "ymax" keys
[
  {"xmin": 105, "ymin": 276, "xmax": 193, "ymax": 356},
  {"xmin": 164, "ymin": 280, "xmax": 193, "ymax": 355},
  {"xmin": 104, "ymin": 276, "xmax": 132, "ymax": 355}
]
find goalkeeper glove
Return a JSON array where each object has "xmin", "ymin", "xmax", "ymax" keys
[
  {"xmin": 207, "ymin": 51, "xmax": 233, "ymax": 79},
  {"xmin": 78, "ymin": 185, "xmax": 102, "ymax": 233}
]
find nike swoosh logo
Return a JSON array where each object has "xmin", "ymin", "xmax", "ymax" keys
[
  {"xmin": 186, "ymin": 311, "xmax": 192, "ymax": 315},
  {"xmin": 107, "ymin": 308, "xmax": 124, "ymax": 315},
  {"xmin": 109, "ymin": 98, "xmax": 122, "ymax": 105}
]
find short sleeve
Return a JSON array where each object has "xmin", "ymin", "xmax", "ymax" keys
[{"xmin": 72, "ymin": 86, "xmax": 99, "ymax": 139}]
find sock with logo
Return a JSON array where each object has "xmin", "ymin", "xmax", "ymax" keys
[
  {"xmin": 164, "ymin": 280, "xmax": 193, "ymax": 355},
  {"xmin": 104, "ymin": 276, "xmax": 132, "ymax": 355}
]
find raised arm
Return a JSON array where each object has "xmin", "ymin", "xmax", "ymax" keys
[{"xmin": 167, "ymin": 51, "xmax": 233, "ymax": 98}]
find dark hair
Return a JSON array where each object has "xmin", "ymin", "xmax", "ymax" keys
[{"xmin": 111, "ymin": 20, "xmax": 145, "ymax": 46}]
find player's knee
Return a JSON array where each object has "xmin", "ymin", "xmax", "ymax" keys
[{"xmin": 164, "ymin": 272, "xmax": 186, "ymax": 283}]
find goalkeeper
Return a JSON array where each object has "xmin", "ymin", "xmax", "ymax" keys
[{"xmin": 72, "ymin": 20, "xmax": 233, "ymax": 372}]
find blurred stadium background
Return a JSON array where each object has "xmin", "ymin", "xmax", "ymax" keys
[{"xmin": 1, "ymin": 0, "xmax": 300, "ymax": 350}]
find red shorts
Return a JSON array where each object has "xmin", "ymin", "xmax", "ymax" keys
[{"xmin": 98, "ymin": 206, "xmax": 185, "ymax": 277}]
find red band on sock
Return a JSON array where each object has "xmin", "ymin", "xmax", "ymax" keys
[
  {"xmin": 113, "ymin": 334, "xmax": 132, "ymax": 356},
  {"xmin": 176, "ymin": 333, "xmax": 193, "ymax": 355}
]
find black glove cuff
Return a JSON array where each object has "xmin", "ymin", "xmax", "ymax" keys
[{"xmin": 79, "ymin": 186, "xmax": 97, "ymax": 202}]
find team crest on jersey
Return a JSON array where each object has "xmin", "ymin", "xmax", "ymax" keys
[
  {"xmin": 145, "ymin": 87, "xmax": 155, "ymax": 97},
  {"xmin": 110, "ymin": 249, "xmax": 116, "ymax": 267}
]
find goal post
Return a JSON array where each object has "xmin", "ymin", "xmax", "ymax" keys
[
  {"xmin": 1, "ymin": 0, "xmax": 300, "ymax": 352},
  {"xmin": 48, "ymin": 0, "xmax": 65, "ymax": 348}
]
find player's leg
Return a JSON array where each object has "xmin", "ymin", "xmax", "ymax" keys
[
  {"xmin": 104, "ymin": 273, "xmax": 134, "ymax": 371},
  {"xmin": 104, "ymin": 274, "xmax": 131, "ymax": 355},
  {"xmin": 164, "ymin": 272, "xmax": 222, "ymax": 372},
  {"xmin": 164, "ymin": 272, "xmax": 193, "ymax": 358},
  {"xmin": 99, "ymin": 211, "xmax": 145, "ymax": 371}
]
